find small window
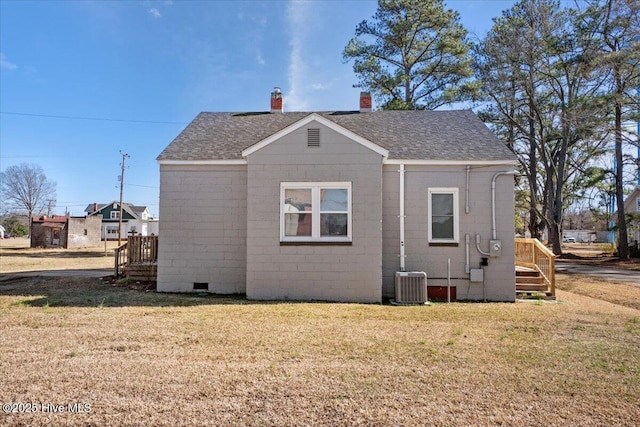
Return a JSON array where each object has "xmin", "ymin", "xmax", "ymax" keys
[
  {"xmin": 110, "ymin": 211, "xmax": 120, "ymax": 220},
  {"xmin": 636, "ymin": 198, "xmax": 640, "ymax": 212},
  {"xmin": 84, "ymin": 229, "xmax": 88, "ymax": 236},
  {"xmin": 281, "ymin": 182, "xmax": 351, "ymax": 243},
  {"xmin": 428, "ymin": 188, "xmax": 459, "ymax": 243},
  {"xmin": 307, "ymin": 128, "xmax": 320, "ymax": 147}
]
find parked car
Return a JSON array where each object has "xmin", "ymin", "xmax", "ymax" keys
[{"xmin": 563, "ymin": 235, "xmax": 576, "ymax": 243}]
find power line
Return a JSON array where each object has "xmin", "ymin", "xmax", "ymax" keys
[
  {"xmin": 126, "ymin": 183, "xmax": 159, "ymax": 189},
  {"xmin": 0, "ymin": 111, "xmax": 188, "ymax": 125}
]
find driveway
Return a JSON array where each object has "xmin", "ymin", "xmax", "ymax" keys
[{"xmin": 555, "ymin": 261, "xmax": 640, "ymax": 285}]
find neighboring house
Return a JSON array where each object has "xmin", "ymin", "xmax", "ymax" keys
[
  {"xmin": 0, "ymin": 225, "xmax": 5, "ymax": 239},
  {"xmin": 85, "ymin": 202, "xmax": 155, "ymax": 239},
  {"xmin": 31, "ymin": 215, "xmax": 102, "ymax": 248},
  {"xmin": 156, "ymin": 90, "xmax": 517, "ymax": 303},
  {"xmin": 618, "ymin": 186, "xmax": 640, "ymax": 243}
]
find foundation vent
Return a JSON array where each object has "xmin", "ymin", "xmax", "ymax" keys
[
  {"xmin": 193, "ymin": 282, "xmax": 209, "ymax": 291},
  {"xmin": 307, "ymin": 128, "xmax": 320, "ymax": 147},
  {"xmin": 394, "ymin": 272, "xmax": 427, "ymax": 304}
]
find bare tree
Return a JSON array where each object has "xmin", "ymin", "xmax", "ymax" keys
[
  {"xmin": 579, "ymin": 0, "xmax": 640, "ymax": 258},
  {"xmin": 474, "ymin": 0, "xmax": 610, "ymax": 255},
  {"xmin": 0, "ymin": 163, "xmax": 57, "ymax": 236}
]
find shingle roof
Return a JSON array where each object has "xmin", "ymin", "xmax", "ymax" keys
[
  {"xmin": 157, "ymin": 110, "xmax": 515, "ymax": 161},
  {"xmin": 87, "ymin": 202, "xmax": 147, "ymax": 220}
]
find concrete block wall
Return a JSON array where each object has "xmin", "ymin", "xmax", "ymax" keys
[
  {"xmin": 67, "ymin": 216, "xmax": 102, "ymax": 248},
  {"xmin": 382, "ymin": 164, "xmax": 516, "ymax": 301},
  {"xmin": 30, "ymin": 223, "xmax": 57, "ymax": 248},
  {"xmin": 157, "ymin": 165, "xmax": 247, "ymax": 294},
  {"xmin": 246, "ymin": 122, "xmax": 384, "ymax": 303}
]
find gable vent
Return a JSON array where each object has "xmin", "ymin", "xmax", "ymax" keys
[{"xmin": 307, "ymin": 128, "xmax": 320, "ymax": 147}]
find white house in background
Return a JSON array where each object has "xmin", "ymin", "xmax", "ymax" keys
[
  {"xmin": 618, "ymin": 186, "xmax": 640, "ymax": 243},
  {"xmin": 0, "ymin": 225, "xmax": 5, "ymax": 239},
  {"xmin": 85, "ymin": 201, "xmax": 157, "ymax": 239},
  {"xmin": 156, "ymin": 90, "xmax": 517, "ymax": 303}
]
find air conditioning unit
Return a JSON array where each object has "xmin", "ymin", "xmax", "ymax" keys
[{"xmin": 394, "ymin": 271, "xmax": 428, "ymax": 304}]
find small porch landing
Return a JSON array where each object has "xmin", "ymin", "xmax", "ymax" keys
[
  {"xmin": 114, "ymin": 236, "xmax": 158, "ymax": 282},
  {"xmin": 515, "ymin": 239, "xmax": 556, "ymax": 300}
]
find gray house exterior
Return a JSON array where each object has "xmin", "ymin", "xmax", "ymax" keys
[{"xmin": 157, "ymin": 93, "xmax": 517, "ymax": 302}]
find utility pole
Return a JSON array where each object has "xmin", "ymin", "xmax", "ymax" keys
[{"xmin": 118, "ymin": 151, "xmax": 130, "ymax": 247}]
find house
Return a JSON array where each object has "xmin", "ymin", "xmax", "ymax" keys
[
  {"xmin": 30, "ymin": 215, "xmax": 102, "ymax": 248},
  {"xmin": 156, "ymin": 90, "xmax": 517, "ymax": 303},
  {"xmin": 617, "ymin": 186, "xmax": 640, "ymax": 243},
  {"xmin": 0, "ymin": 224, "xmax": 5, "ymax": 239},
  {"xmin": 85, "ymin": 202, "xmax": 157, "ymax": 239}
]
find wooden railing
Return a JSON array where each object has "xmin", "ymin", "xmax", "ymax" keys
[
  {"xmin": 114, "ymin": 236, "xmax": 158, "ymax": 278},
  {"xmin": 515, "ymin": 238, "xmax": 556, "ymax": 296},
  {"xmin": 114, "ymin": 241, "xmax": 128, "ymax": 278}
]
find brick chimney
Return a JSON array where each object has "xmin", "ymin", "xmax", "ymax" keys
[
  {"xmin": 270, "ymin": 87, "xmax": 283, "ymax": 113},
  {"xmin": 93, "ymin": 202, "xmax": 98, "ymax": 212},
  {"xmin": 360, "ymin": 91, "xmax": 372, "ymax": 112}
]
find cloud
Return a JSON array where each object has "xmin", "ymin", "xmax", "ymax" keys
[
  {"xmin": 148, "ymin": 7, "xmax": 161, "ymax": 18},
  {"xmin": 256, "ymin": 52, "xmax": 265, "ymax": 65},
  {"xmin": 286, "ymin": 1, "xmax": 312, "ymax": 111},
  {"xmin": 0, "ymin": 53, "xmax": 17, "ymax": 70},
  {"xmin": 312, "ymin": 82, "xmax": 331, "ymax": 90}
]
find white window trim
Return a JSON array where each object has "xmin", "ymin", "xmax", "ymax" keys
[
  {"xmin": 110, "ymin": 211, "xmax": 120, "ymax": 220},
  {"xmin": 428, "ymin": 187, "xmax": 459, "ymax": 243},
  {"xmin": 280, "ymin": 182, "xmax": 352, "ymax": 243}
]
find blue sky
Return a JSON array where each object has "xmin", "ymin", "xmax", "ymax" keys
[{"xmin": 0, "ymin": 0, "xmax": 517, "ymax": 217}]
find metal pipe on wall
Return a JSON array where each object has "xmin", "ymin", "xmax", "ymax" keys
[
  {"xmin": 399, "ymin": 164, "xmax": 406, "ymax": 271},
  {"xmin": 465, "ymin": 165, "xmax": 470, "ymax": 214},
  {"xmin": 492, "ymin": 170, "xmax": 517, "ymax": 240}
]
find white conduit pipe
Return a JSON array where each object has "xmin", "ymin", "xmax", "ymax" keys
[
  {"xmin": 399, "ymin": 164, "xmax": 406, "ymax": 272},
  {"xmin": 476, "ymin": 170, "xmax": 518, "ymax": 256},
  {"xmin": 492, "ymin": 170, "xmax": 518, "ymax": 240},
  {"xmin": 465, "ymin": 234, "xmax": 470, "ymax": 273},
  {"xmin": 465, "ymin": 165, "xmax": 470, "ymax": 214}
]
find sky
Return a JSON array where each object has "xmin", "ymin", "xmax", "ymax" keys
[{"xmin": 0, "ymin": 0, "xmax": 519, "ymax": 217}]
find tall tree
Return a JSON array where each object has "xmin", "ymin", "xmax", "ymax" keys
[
  {"xmin": 343, "ymin": 0, "xmax": 475, "ymax": 110},
  {"xmin": 579, "ymin": 0, "xmax": 640, "ymax": 259},
  {"xmin": 0, "ymin": 163, "xmax": 57, "ymax": 236},
  {"xmin": 475, "ymin": 0, "xmax": 609, "ymax": 254}
]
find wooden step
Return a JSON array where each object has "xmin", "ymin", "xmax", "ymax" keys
[
  {"xmin": 516, "ymin": 276, "xmax": 545, "ymax": 285},
  {"xmin": 516, "ymin": 269, "xmax": 540, "ymax": 277},
  {"xmin": 516, "ymin": 283, "xmax": 548, "ymax": 292},
  {"xmin": 124, "ymin": 264, "xmax": 157, "ymax": 281}
]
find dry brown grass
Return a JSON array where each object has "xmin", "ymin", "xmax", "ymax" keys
[
  {"xmin": 0, "ymin": 238, "xmax": 117, "ymax": 273},
  {"xmin": 556, "ymin": 272, "xmax": 640, "ymax": 311},
  {"xmin": 1, "ymin": 277, "xmax": 638, "ymax": 426}
]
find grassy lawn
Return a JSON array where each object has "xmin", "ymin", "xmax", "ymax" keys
[
  {"xmin": 0, "ymin": 237, "xmax": 117, "ymax": 273},
  {"xmin": 1, "ymin": 276, "xmax": 638, "ymax": 426}
]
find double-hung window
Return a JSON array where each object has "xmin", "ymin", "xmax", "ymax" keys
[
  {"xmin": 110, "ymin": 211, "xmax": 120, "ymax": 220},
  {"xmin": 280, "ymin": 182, "xmax": 352, "ymax": 243},
  {"xmin": 428, "ymin": 188, "xmax": 459, "ymax": 243}
]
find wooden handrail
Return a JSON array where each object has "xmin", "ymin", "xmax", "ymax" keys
[
  {"xmin": 113, "ymin": 235, "xmax": 158, "ymax": 279},
  {"xmin": 515, "ymin": 238, "xmax": 555, "ymax": 297},
  {"xmin": 114, "ymin": 242, "xmax": 128, "ymax": 278}
]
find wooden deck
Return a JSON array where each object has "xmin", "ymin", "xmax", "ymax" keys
[{"xmin": 115, "ymin": 235, "xmax": 158, "ymax": 281}]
